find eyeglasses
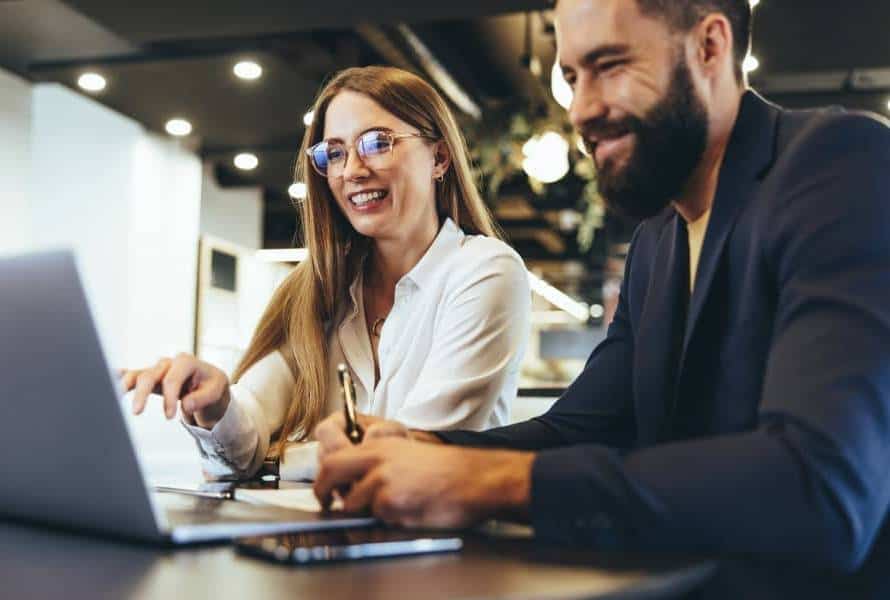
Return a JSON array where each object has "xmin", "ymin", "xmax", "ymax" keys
[{"xmin": 306, "ymin": 129, "xmax": 437, "ymax": 178}]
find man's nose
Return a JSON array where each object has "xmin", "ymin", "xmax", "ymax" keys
[{"xmin": 568, "ymin": 80, "xmax": 608, "ymax": 134}]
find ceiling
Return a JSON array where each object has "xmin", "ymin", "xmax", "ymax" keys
[{"xmin": 3, "ymin": 0, "xmax": 889, "ymax": 307}]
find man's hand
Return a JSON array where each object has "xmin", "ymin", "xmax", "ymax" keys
[{"xmin": 313, "ymin": 437, "xmax": 535, "ymax": 528}]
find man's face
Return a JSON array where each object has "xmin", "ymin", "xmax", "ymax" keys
[{"xmin": 556, "ymin": 0, "xmax": 709, "ymax": 220}]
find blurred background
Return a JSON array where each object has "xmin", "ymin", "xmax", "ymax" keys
[{"xmin": 2, "ymin": 0, "xmax": 889, "ymax": 480}]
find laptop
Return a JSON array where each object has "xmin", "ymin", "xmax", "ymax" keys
[{"xmin": 0, "ymin": 250, "xmax": 375, "ymax": 544}]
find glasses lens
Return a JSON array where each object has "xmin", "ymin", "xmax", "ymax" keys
[
  {"xmin": 357, "ymin": 131, "xmax": 393, "ymax": 159},
  {"xmin": 310, "ymin": 141, "xmax": 349, "ymax": 176},
  {"xmin": 310, "ymin": 142, "xmax": 330, "ymax": 175}
]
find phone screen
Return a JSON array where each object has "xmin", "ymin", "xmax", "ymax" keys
[{"xmin": 236, "ymin": 528, "xmax": 462, "ymax": 564}]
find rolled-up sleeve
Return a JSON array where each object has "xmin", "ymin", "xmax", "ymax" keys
[{"xmin": 181, "ymin": 350, "xmax": 294, "ymax": 479}]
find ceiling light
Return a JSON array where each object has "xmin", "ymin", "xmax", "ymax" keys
[
  {"xmin": 743, "ymin": 54, "xmax": 760, "ymax": 74},
  {"xmin": 256, "ymin": 248, "xmax": 309, "ymax": 262},
  {"xmin": 233, "ymin": 60, "xmax": 263, "ymax": 80},
  {"xmin": 165, "ymin": 118, "xmax": 192, "ymax": 137},
  {"xmin": 288, "ymin": 182, "xmax": 308, "ymax": 200},
  {"xmin": 750, "ymin": 0, "xmax": 760, "ymax": 7},
  {"xmin": 234, "ymin": 153, "xmax": 259, "ymax": 171},
  {"xmin": 551, "ymin": 60, "xmax": 572, "ymax": 110},
  {"xmin": 527, "ymin": 272, "xmax": 589, "ymax": 322},
  {"xmin": 77, "ymin": 72, "xmax": 106, "ymax": 93},
  {"xmin": 303, "ymin": 111, "xmax": 315, "ymax": 127},
  {"xmin": 590, "ymin": 304, "xmax": 605, "ymax": 319},
  {"xmin": 522, "ymin": 131, "xmax": 570, "ymax": 184}
]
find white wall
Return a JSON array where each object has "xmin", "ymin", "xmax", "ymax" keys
[
  {"xmin": 0, "ymin": 68, "xmax": 32, "ymax": 254},
  {"xmin": 29, "ymin": 83, "xmax": 203, "ymax": 481},
  {"xmin": 8, "ymin": 81, "xmax": 279, "ymax": 483},
  {"xmin": 30, "ymin": 83, "xmax": 202, "ymax": 366},
  {"xmin": 31, "ymin": 84, "xmax": 142, "ymax": 361},
  {"xmin": 200, "ymin": 163, "xmax": 263, "ymax": 250},
  {"xmin": 127, "ymin": 134, "xmax": 202, "ymax": 366}
]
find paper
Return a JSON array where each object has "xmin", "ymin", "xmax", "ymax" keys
[{"xmin": 233, "ymin": 487, "xmax": 343, "ymax": 512}]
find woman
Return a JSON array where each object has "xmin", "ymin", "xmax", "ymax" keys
[{"xmin": 123, "ymin": 66, "xmax": 531, "ymax": 480}]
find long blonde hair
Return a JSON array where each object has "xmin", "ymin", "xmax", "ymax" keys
[{"xmin": 233, "ymin": 66, "xmax": 500, "ymax": 458}]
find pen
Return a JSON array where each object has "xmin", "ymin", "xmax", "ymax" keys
[
  {"xmin": 337, "ymin": 363, "xmax": 364, "ymax": 444},
  {"xmin": 153, "ymin": 485, "xmax": 234, "ymax": 500}
]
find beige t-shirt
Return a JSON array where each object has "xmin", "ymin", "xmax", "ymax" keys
[{"xmin": 687, "ymin": 209, "xmax": 712, "ymax": 292}]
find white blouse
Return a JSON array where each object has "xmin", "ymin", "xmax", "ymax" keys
[{"xmin": 184, "ymin": 218, "xmax": 531, "ymax": 480}]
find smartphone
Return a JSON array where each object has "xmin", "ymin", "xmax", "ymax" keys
[{"xmin": 235, "ymin": 528, "xmax": 463, "ymax": 564}]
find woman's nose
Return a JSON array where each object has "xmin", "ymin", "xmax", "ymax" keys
[{"xmin": 342, "ymin": 146, "xmax": 370, "ymax": 180}]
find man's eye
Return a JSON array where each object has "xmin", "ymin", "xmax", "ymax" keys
[{"xmin": 598, "ymin": 60, "xmax": 625, "ymax": 73}]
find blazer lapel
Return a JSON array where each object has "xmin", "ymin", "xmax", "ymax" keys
[
  {"xmin": 634, "ymin": 214, "xmax": 689, "ymax": 444},
  {"xmin": 677, "ymin": 91, "xmax": 780, "ymax": 374}
]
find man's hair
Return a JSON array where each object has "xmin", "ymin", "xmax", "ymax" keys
[{"xmin": 635, "ymin": 0, "xmax": 752, "ymax": 82}]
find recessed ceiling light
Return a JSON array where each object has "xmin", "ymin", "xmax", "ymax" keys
[
  {"xmin": 165, "ymin": 118, "xmax": 192, "ymax": 137},
  {"xmin": 233, "ymin": 60, "xmax": 263, "ymax": 81},
  {"xmin": 288, "ymin": 182, "xmax": 308, "ymax": 199},
  {"xmin": 743, "ymin": 54, "xmax": 760, "ymax": 74},
  {"xmin": 234, "ymin": 152, "xmax": 259, "ymax": 171},
  {"xmin": 77, "ymin": 72, "xmax": 106, "ymax": 93},
  {"xmin": 590, "ymin": 304, "xmax": 605, "ymax": 319},
  {"xmin": 303, "ymin": 111, "xmax": 315, "ymax": 127}
]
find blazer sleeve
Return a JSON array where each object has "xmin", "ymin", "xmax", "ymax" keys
[
  {"xmin": 529, "ymin": 115, "xmax": 890, "ymax": 572},
  {"xmin": 438, "ymin": 227, "xmax": 639, "ymax": 451}
]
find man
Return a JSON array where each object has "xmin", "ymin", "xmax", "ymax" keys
[{"xmin": 313, "ymin": 0, "xmax": 890, "ymax": 596}]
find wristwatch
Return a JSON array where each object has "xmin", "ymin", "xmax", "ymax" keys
[{"xmin": 258, "ymin": 458, "xmax": 280, "ymax": 479}]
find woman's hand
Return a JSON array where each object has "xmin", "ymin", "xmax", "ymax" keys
[
  {"xmin": 314, "ymin": 412, "xmax": 411, "ymax": 460},
  {"xmin": 121, "ymin": 353, "xmax": 231, "ymax": 429}
]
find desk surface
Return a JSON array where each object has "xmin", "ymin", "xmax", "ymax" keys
[{"xmin": 1, "ymin": 520, "xmax": 713, "ymax": 600}]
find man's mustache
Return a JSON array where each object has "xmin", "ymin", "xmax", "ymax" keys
[{"xmin": 578, "ymin": 116, "xmax": 640, "ymax": 155}]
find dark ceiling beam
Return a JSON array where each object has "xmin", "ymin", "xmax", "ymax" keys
[
  {"xmin": 354, "ymin": 24, "xmax": 419, "ymax": 74},
  {"xmin": 355, "ymin": 24, "xmax": 482, "ymax": 121},
  {"xmin": 395, "ymin": 24, "xmax": 482, "ymax": 120},
  {"xmin": 26, "ymin": 32, "xmax": 333, "ymax": 75},
  {"xmin": 61, "ymin": 0, "xmax": 553, "ymax": 42}
]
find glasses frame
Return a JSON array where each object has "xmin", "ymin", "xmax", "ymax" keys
[{"xmin": 306, "ymin": 130, "xmax": 438, "ymax": 178}]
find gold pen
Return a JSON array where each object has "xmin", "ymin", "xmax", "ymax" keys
[{"xmin": 337, "ymin": 363, "xmax": 364, "ymax": 444}]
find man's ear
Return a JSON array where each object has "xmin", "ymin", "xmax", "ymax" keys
[
  {"xmin": 433, "ymin": 140, "xmax": 452, "ymax": 179},
  {"xmin": 694, "ymin": 13, "xmax": 734, "ymax": 79}
]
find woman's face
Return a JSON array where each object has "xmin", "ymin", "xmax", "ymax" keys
[{"xmin": 321, "ymin": 90, "xmax": 445, "ymax": 245}]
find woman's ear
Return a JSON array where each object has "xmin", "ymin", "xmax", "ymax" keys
[{"xmin": 432, "ymin": 140, "xmax": 452, "ymax": 180}]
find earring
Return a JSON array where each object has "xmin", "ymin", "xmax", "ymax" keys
[{"xmin": 436, "ymin": 174, "xmax": 445, "ymax": 183}]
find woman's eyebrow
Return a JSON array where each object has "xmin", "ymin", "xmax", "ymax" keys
[{"xmin": 322, "ymin": 126, "xmax": 395, "ymax": 144}]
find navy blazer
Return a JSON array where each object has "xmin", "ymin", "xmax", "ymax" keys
[{"xmin": 442, "ymin": 91, "xmax": 890, "ymax": 598}]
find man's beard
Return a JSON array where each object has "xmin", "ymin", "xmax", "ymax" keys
[{"xmin": 584, "ymin": 57, "xmax": 709, "ymax": 221}]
